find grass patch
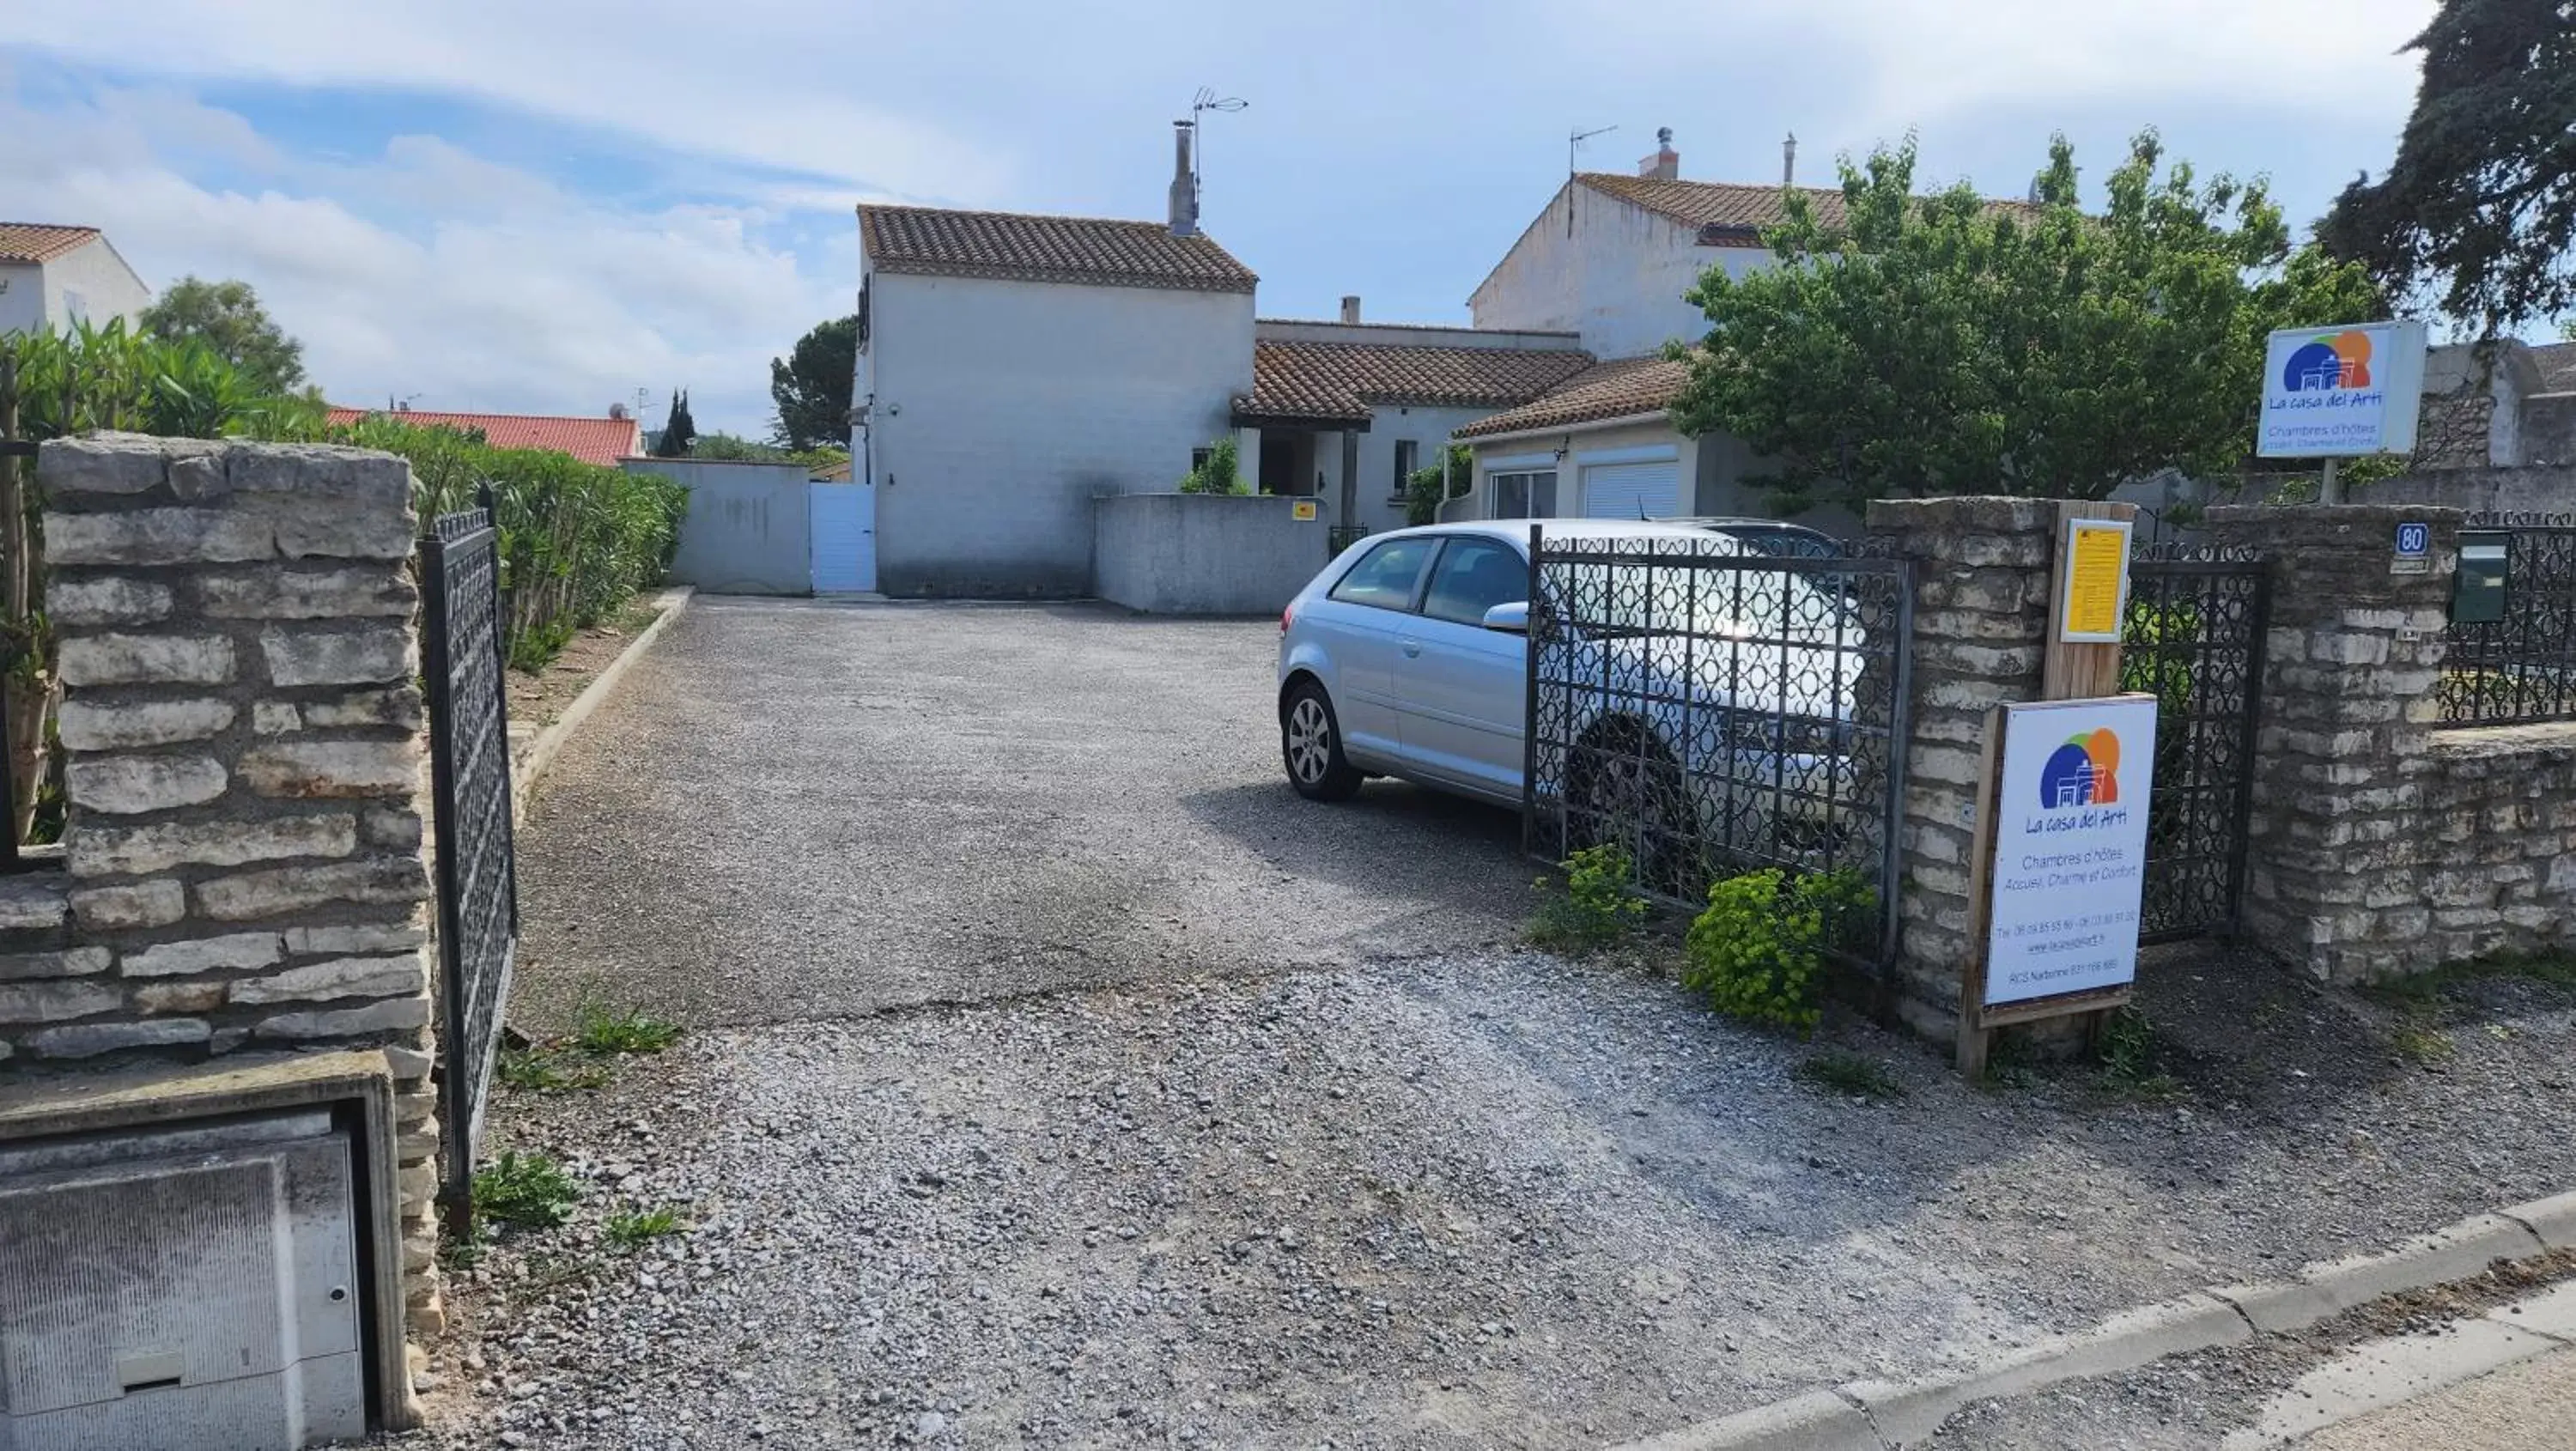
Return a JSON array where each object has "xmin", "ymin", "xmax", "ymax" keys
[
  {"xmin": 1523, "ymin": 844, "xmax": 1648, "ymax": 956},
  {"xmin": 2094, "ymin": 1004, "xmax": 2190, "ymax": 1102},
  {"xmin": 1793, "ymin": 1051, "xmax": 1906, "ymax": 1102},
  {"xmin": 2391, "ymin": 1020, "xmax": 2457, "ymax": 1066},
  {"xmin": 605, "ymin": 1205, "xmax": 689, "ymax": 1248},
  {"xmin": 496, "ymin": 1045, "xmax": 610, "ymax": 1093},
  {"xmin": 574, "ymin": 1003, "xmax": 683, "ymax": 1057},
  {"xmin": 474, "ymin": 1150, "xmax": 582, "ymax": 1229}
]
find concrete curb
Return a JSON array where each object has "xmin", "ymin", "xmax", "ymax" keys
[
  {"xmin": 509, "ymin": 586, "xmax": 691, "ymax": 822},
  {"xmin": 1607, "ymin": 1192, "xmax": 2576, "ymax": 1451}
]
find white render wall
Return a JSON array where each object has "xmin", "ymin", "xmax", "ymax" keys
[
  {"xmin": 861, "ymin": 270, "xmax": 1253, "ymax": 596},
  {"xmin": 0, "ymin": 264, "xmax": 41, "ymax": 335},
  {"xmin": 1342, "ymin": 404, "xmax": 1492, "ymax": 534},
  {"xmin": 39, "ymin": 240, "xmax": 153, "ymax": 331},
  {"xmin": 1467, "ymin": 183, "xmax": 1766, "ymax": 361}
]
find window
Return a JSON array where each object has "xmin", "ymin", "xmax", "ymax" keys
[
  {"xmin": 1191, "ymin": 446, "xmax": 1213, "ymax": 471},
  {"xmin": 1491, "ymin": 470, "xmax": 1558, "ymax": 520},
  {"xmin": 1420, "ymin": 539, "xmax": 1528, "ymax": 626},
  {"xmin": 1390, "ymin": 440, "xmax": 1419, "ymax": 499},
  {"xmin": 1328, "ymin": 537, "xmax": 1437, "ymax": 611}
]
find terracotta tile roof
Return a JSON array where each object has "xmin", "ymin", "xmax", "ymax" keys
[
  {"xmin": 1574, "ymin": 173, "xmax": 2046, "ymax": 245},
  {"xmin": 0, "ymin": 222, "xmax": 104, "ymax": 264},
  {"xmin": 324, "ymin": 408, "xmax": 643, "ymax": 467},
  {"xmin": 1235, "ymin": 340, "xmax": 1595, "ymax": 425},
  {"xmin": 859, "ymin": 204, "xmax": 1256, "ymax": 294},
  {"xmin": 1452, "ymin": 355, "xmax": 1692, "ymax": 440}
]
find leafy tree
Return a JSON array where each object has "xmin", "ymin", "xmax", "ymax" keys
[
  {"xmin": 1177, "ymin": 437, "xmax": 1244, "ymax": 495},
  {"xmin": 2319, "ymin": 0, "xmax": 2576, "ymax": 336},
  {"xmin": 1405, "ymin": 443, "xmax": 1473, "ymax": 525},
  {"xmin": 653, "ymin": 389, "xmax": 696, "ymax": 458},
  {"xmin": 137, "ymin": 276, "xmax": 307, "ymax": 396},
  {"xmin": 1672, "ymin": 131, "xmax": 2383, "ymax": 509},
  {"xmin": 769, "ymin": 315, "xmax": 857, "ymax": 452}
]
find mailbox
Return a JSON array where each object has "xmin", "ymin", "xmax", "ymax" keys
[{"xmin": 2452, "ymin": 531, "xmax": 2511, "ymax": 625}]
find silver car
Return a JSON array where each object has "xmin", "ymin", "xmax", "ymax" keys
[{"xmin": 1275, "ymin": 520, "xmax": 1860, "ymax": 830}]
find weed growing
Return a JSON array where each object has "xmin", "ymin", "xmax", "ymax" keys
[
  {"xmin": 1794, "ymin": 1051, "xmax": 1906, "ymax": 1102},
  {"xmin": 474, "ymin": 1150, "xmax": 582, "ymax": 1229},
  {"xmin": 1523, "ymin": 844, "xmax": 1648, "ymax": 955},
  {"xmin": 605, "ymin": 1206, "xmax": 689, "ymax": 1248},
  {"xmin": 575, "ymin": 1003, "xmax": 683, "ymax": 1056}
]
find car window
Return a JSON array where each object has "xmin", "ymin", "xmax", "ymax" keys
[
  {"xmin": 1420, "ymin": 539, "xmax": 1528, "ymax": 626},
  {"xmin": 1327, "ymin": 537, "xmax": 1437, "ymax": 611}
]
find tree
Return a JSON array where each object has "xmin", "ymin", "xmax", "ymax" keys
[
  {"xmin": 2319, "ymin": 0, "xmax": 2576, "ymax": 337},
  {"xmin": 769, "ymin": 315, "xmax": 857, "ymax": 452},
  {"xmin": 138, "ymin": 276, "xmax": 307, "ymax": 395},
  {"xmin": 653, "ymin": 389, "xmax": 696, "ymax": 457},
  {"xmin": 1671, "ymin": 131, "xmax": 2384, "ymax": 510}
]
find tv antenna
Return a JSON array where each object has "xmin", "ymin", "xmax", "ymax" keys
[
  {"xmin": 1570, "ymin": 123, "xmax": 1619, "ymax": 175},
  {"xmin": 1190, "ymin": 87, "xmax": 1249, "ymax": 203}
]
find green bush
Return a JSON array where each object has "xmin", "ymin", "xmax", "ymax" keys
[
  {"xmin": 328, "ymin": 416, "xmax": 687, "ymax": 672},
  {"xmin": 1525, "ymin": 843, "xmax": 1648, "ymax": 954},
  {"xmin": 1177, "ymin": 436, "xmax": 1245, "ymax": 495},
  {"xmin": 1404, "ymin": 443, "xmax": 1473, "ymax": 525},
  {"xmin": 1680, "ymin": 867, "xmax": 1873, "ymax": 1035}
]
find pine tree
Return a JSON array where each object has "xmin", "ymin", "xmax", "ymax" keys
[{"xmin": 653, "ymin": 389, "xmax": 698, "ymax": 457}]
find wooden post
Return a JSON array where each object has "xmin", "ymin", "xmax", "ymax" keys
[
  {"xmin": 1953, "ymin": 707, "xmax": 2008, "ymax": 1078},
  {"xmin": 2041, "ymin": 500, "xmax": 2134, "ymax": 699}
]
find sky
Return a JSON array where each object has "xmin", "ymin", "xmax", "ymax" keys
[{"xmin": 0, "ymin": 1, "xmax": 2440, "ymax": 439}]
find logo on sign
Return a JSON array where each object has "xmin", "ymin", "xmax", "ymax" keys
[
  {"xmin": 2038, "ymin": 730, "xmax": 2122, "ymax": 810},
  {"xmin": 2281, "ymin": 331, "xmax": 2375, "ymax": 392}
]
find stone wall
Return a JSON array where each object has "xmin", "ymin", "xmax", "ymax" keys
[
  {"xmin": 8, "ymin": 432, "xmax": 445, "ymax": 1344},
  {"xmin": 2211, "ymin": 504, "xmax": 2576, "ymax": 981},
  {"xmin": 1865, "ymin": 497, "xmax": 2058, "ymax": 1040}
]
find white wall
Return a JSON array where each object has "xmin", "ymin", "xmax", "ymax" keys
[
  {"xmin": 0, "ymin": 264, "xmax": 41, "ymax": 336},
  {"xmin": 864, "ymin": 270, "xmax": 1254, "ymax": 596},
  {"xmin": 1461, "ymin": 420, "xmax": 1699, "ymax": 519},
  {"xmin": 1469, "ymin": 183, "xmax": 1768, "ymax": 361},
  {"xmin": 40, "ymin": 240, "xmax": 151, "ymax": 330},
  {"xmin": 1342, "ymin": 404, "xmax": 1492, "ymax": 532}
]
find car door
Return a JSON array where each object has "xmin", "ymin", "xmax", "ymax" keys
[
  {"xmin": 1307, "ymin": 536, "xmax": 1439, "ymax": 766},
  {"xmin": 1391, "ymin": 537, "xmax": 1532, "ymax": 799}
]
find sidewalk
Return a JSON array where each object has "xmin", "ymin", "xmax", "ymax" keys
[{"xmin": 2299, "ymin": 1344, "xmax": 2576, "ymax": 1449}]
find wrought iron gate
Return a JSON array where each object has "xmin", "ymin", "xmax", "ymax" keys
[
  {"xmin": 2121, "ymin": 542, "xmax": 2268, "ymax": 943},
  {"xmin": 422, "ymin": 489, "xmax": 520, "ymax": 1232},
  {"xmin": 1524, "ymin": 530, "xmax": 1913, "ymax": 966}
]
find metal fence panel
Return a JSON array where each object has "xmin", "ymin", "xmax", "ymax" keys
[
  {"xmin": 2440, "ymin": 513, "xmax": 2576, "ymax": 728},
  {"xmin": 422, "ymin": 490, "xmax": 521, "ymax": 1234},
  {"xmin": 2122, "ymin": 542, "xmax": 2269, "ymax": 943},
  {"xmin": 1525, "ymin": 530, "xmax": 1911, "ymax": 966}
]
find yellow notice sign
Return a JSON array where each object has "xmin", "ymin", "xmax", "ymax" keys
[
  {"xmin": 1291, "ymin": 500, "xmax": 1319, "ymax": 522},
  {"xmin": 2059, "ymin": 517, "xmax": 2132, "ymax": 642}
]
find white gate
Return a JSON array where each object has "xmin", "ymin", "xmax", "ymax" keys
[{"xmin": 809, "ymin": 482, "xmax": 876, "ymax": 593}]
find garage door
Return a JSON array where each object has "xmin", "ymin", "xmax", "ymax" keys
[{"xmin": 1580, "ymin": 459, "xmax": 1679, "ymax": 520}]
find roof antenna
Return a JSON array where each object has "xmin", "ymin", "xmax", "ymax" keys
[
  {"xmin": 1570, "ymin": 123, "xmax": 1618, "ymax": 177},
  {"xmin": 1189, "ymin": 87, "xmax": 1248, "ymax": 225}
]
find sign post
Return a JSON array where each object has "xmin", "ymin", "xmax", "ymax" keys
[{"xmin": 2257, "ymin": 320, "xmax": 2428, "ymax": 505}]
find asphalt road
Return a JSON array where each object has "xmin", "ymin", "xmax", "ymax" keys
[{"xmin": 510, "ymin": 598, "xmax": 1530, "ymax": 1030}]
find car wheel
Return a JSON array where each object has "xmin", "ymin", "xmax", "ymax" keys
[
  {"xmin": 1566, "ymin": 718, "xmax": 1698, "ymax": 892},
  {"xmin": 1282, "ymin": 681, "xmax": 1364, "ymax": 802}
]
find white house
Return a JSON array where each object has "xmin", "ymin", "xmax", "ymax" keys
[{"xmin": 0, "ymin": 223, "xmax": 151, "ymax": 336}]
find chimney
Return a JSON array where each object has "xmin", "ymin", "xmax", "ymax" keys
[
  {"xmin": 1340, "ymin": 295, "xmax": 1362, "ymax": 325},
  {"xmin": 1783, "ymin": 132, "xmax": 1798, "ymax": 188},
  {"xmin": 1168, "ymin": 120, "xmax": 1198, "ymax": 237},
  {"xmin": 1637, "ymin": 126, "xmax": 1679, "ymax": 181}
]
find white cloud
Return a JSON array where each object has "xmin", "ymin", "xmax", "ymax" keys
[{"xmin": 0, "ymin": 80, "xmax": 841, "ymax": 436}]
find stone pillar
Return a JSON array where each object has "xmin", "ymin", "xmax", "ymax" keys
[
  {"xmin": 28, "ymin": 432, "xmax": 445, "ymax": 1349},
  {"xmin": 1865, "ymin": 498, "xmax": 2057, "ymax": 1039},
  {"xmin": 2208, "ymin": 504, "xmax": 2460, "ymax": 982}
]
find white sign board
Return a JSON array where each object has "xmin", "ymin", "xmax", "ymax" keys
[
  {"xmin": 1984, "ymin": 695, "xmax": 2158, "ymax": 1007},
  {"xmin": 2257, "ymin": 320, "xmax": 2428, "ymax": 458}
]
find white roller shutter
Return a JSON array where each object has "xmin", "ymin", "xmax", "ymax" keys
[{"xmin": 1580, "ymin": 459, "xmax": 1679, "ymax": 519}]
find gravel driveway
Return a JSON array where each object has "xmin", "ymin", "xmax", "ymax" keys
[
  {"xmin": 509, "ymin": 598, "xmax": 1528, "ymax": 1030},
  {"xmin": 422, "ymin": 599, "xmax": 2576, "ymax": 1449}
]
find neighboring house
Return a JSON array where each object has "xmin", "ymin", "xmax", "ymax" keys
[
  {"xmin": 855, "ymin": 177, "xmax": 1261, "ymax": 597},
  {"xmin": 2342, "ymin": 338, "xmax": 2576, "ymax": 517},
  {"xmin": 0, "ymin": 222, "xmax": 152, "ymax": 336},
  {"xmin": 322, "ymin": 407, "xmax": 643, "ymax": 467},
  {"xmin": 1449, "ymin": 133, "xmax": 2030, "ymax": 531},
  {"xmin": 1234, "ymin": 307, "xmax": 1592, "ymax": 534}
]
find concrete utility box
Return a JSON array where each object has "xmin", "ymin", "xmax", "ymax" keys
[{"xmin": 0, "ymin": 1109, "xmax": 367, "ymax": 1449}]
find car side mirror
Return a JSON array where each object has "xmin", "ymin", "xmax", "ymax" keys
[{"xmin": 1481, "ymin": 601, "xmax": 1531, "ymax": 634}]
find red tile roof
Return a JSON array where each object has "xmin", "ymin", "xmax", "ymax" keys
[
  {"xmin": 859, "ymin": 204, "xmax": 1257, "ymax": 294},
  {"xmin": 1574, "ymin": 173, "xmax": 2047, "ymax": 245},
  {"xmin": 1452, "ymin": 355, "xmax": 1692, "ymax": 440},
  {"xmin": 325, "ymin": 408, "xmax": 643, "ymax": 467},
  {"xmin": 1236, "ymin": 340, "xmax": 1595, "ymax": 425},
  {"xmin": 0, "ymin": 222, "xmax": 104, "ymax": 264}
]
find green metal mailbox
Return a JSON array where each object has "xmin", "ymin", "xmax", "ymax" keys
[{"xmin": 2452, "ymin": 531, "xmax": 2511, "ymax": 625}]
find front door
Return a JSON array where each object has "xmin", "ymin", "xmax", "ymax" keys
[
  {"xmin": 810, "ymin": 482, "xmax": 876, "ymax": 592},
  {"xmin": 1393, "ymin": 537, "xmax": 1531, "ymax": 798}
]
